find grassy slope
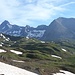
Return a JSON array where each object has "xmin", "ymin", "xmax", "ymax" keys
[{"xmin": 0, "ymin": 35, "xmax": 75, "ymax": 75}]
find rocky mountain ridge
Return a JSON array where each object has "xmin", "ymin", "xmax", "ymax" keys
[
  {"xmin": 1, "ymin": 17, "xmax": 75, "ymax": 41},
  {"xmin": 0, "ymin": 20, "xmax": 47, "ymax": 38}
]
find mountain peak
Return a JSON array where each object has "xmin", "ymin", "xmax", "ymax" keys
[
  {"xmin": 57, "ymin": 17, "xmax": 65, "ymax": 19},
  {"xmin": 2, "ymin": 20, "xmax": 10, "ymax": 24},
  {"xmin": 1, "ymin": 20, "xmax": 12, "ymax": 29},
  {"xmin": 25, "ymin": 25, "xmax": 30, "ymax": 28},
  {"xmin": 42, "ymin": 17, "xmax": 75, "ymax": 41}
]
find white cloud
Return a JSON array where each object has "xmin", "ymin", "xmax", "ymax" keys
[
  {"xmin": 0, "ymin": 0, "xmax": 75, "ymax": 27},
  {"xmin": 60, "ymin": 1, "xmax": 75, "ymax": 7},
  {"xmin": 0, "ymin": 0, "xmax": 20, "ymax": 21}
]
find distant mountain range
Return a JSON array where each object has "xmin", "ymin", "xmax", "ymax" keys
[
  {"xmin": 0, "ymin": 20, "xmax": 47, "ymax": 38},
  {"xmin": 0, "ymin": 17, "xmax": 75, "ymax": 41}
]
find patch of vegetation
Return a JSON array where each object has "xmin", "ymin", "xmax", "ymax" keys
[{"xmin": 0, "ymin": 34, "xmax": 75, "ymax": 75}]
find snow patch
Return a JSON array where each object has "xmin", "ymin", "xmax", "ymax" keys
[
  {"xmin": 27, "ymin": 30, "xmax": 45, "ymax": 38},
  {"xmin": 53, "ymin": 70, "xmax": 75, "ymax": 75},
  {"xmin": 9, "ymin": 45, "xmax": 11, "ymax": 46},
  {"xmin": 41, "ymin": 41, "xmax": 45, "ymax": 43},
  {"xmin": 7, "ymin": 23, "xmax": 12, "ymax": 28},
  {"xmin": 0, "ymin": 34, "xmax": 10, "ymax": 41},
  {"xmin": 13, "ymin": 31, "xmax": 19, "ymax": 34},
  {"xmin": 0, "ymin": 44, "xmax": 2, "ymax": 46},
  {"xmin": 14, "ymin": 41, "xmax": 17, "ymax": 43},
  {"xmin": 0, "ymin": 49, "xmax": 6, "ymax": 53},
  {"xmin": 2, "ymin": 26, "xmax": 5, "ymax": 29},
  {"xmin": 51, "ymin": 55, "xmax": 62, "ymax": 59},
  {"xmin": 26, "ymin": 36, "xmax": 29, "ymax": 39},
  {"xmin": 0, "ymin": 34, "xmax": 6, "ymax": 39},
  {"xmin": 12, "ymin": 60, "xmax": 24, "ymax": 63},
  {"xmin": 10, "ymin": 50, "xmax": 22, "ymax": 54},
  {"xmin": 5, "ymin": 38, "xmax": 10, "ymax": 41},
  {"xmin": 1, "ymin": 42, "xmax": 4, "ymax": 45},
  {"xmin": 9, "ymin": 32, "xmax": 12, "ymax": 33},
  {"xmin": 61, "ymin": 48, "xmax": 67, "ymax": 52},
  {"xmin": 14, "ymin": 30, "xmax": 21, "ymax": 34}
]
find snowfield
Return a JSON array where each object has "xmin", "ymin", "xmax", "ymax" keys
[
  {"xmin": 12, "ymin": 60, "xmax": 24, "ymax": 63},
  {"xmin": 53, "ymin": 70, "xmax": 75, "ymax": 75},
  {"xmin": 10, "ymin": 50, "xmax": 22, "ymax": 54},
  {"xmin": 0, "ymin": 62, "xmax": 38, "ymax": 75}
]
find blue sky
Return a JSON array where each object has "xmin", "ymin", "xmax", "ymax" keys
[{"xmin": 0, "ymin": 0, "xmax": 75, "ymax": 27}]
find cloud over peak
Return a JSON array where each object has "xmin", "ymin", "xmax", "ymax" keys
[{"xmin": 0, "ymin": 0, "xmax": 75, "ymax": 27}]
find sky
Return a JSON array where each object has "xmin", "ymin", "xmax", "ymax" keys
[{"xmin": 0, "ymin": 0, "xmax": 75, "ymax": 27}]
